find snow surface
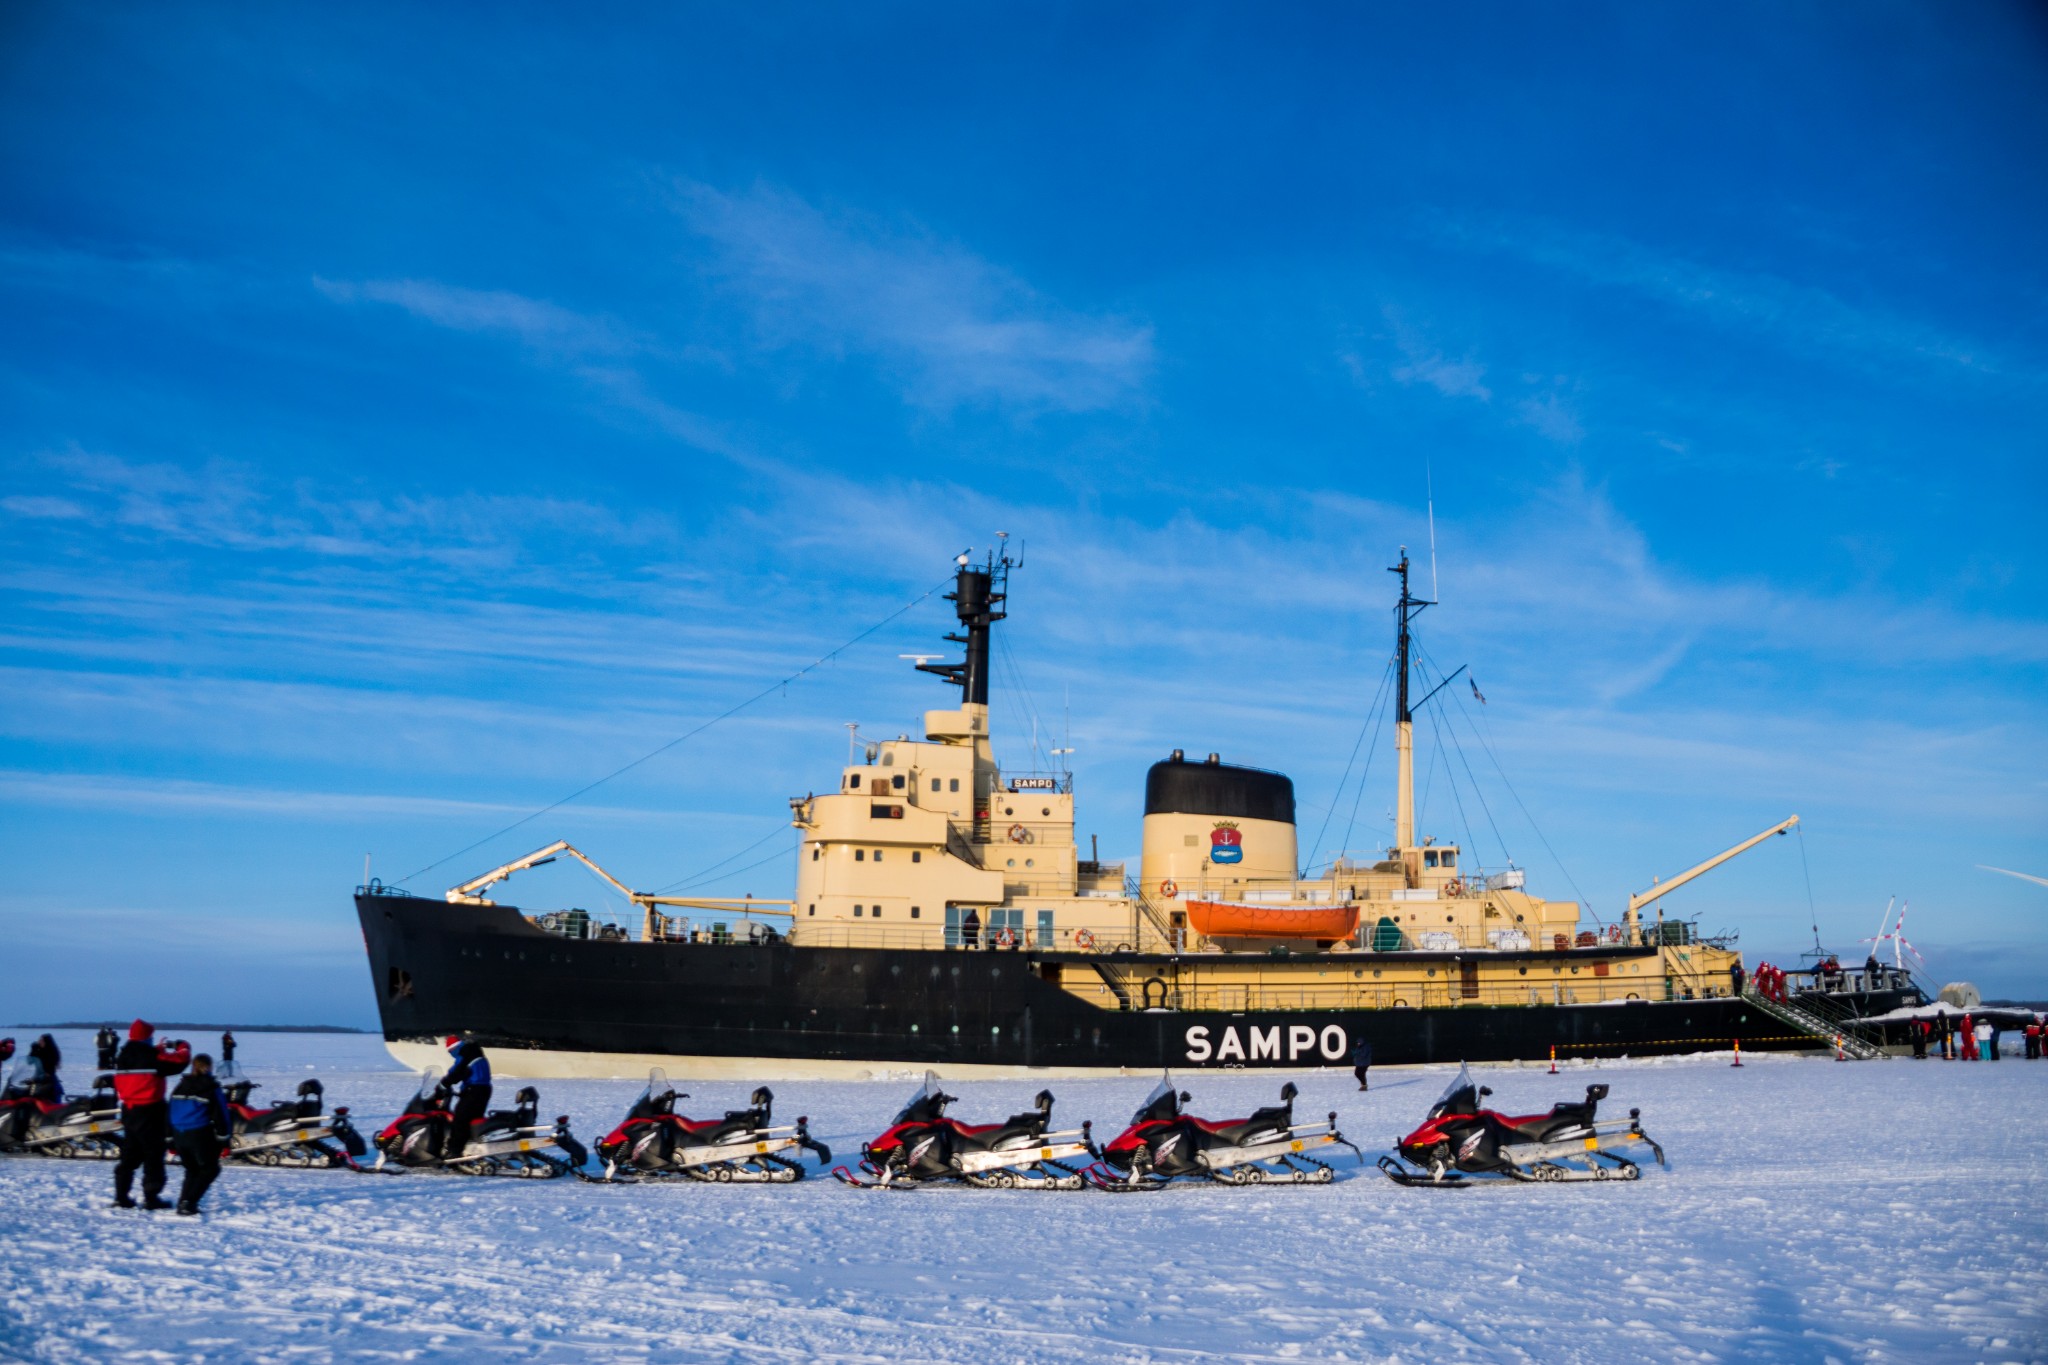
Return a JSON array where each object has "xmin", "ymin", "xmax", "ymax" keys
[{"xmin": 1, "ymin": 1030, "xmax": 2043, "ymax": 1363}]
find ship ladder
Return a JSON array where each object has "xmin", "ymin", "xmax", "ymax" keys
[{"xmin": 1743, "ymin": 989, "xmax": 1888, "ymax": 1060}]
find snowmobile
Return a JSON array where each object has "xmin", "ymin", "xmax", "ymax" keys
[
  {"xmin": 1087, "ymin": 1075, "xmax": 1359, "ymax": 1190},
  {"xmin": 372, "ymin": 1069, "xmax": 589, "ymax": 1177},
  {"xmin": 1377, "ymin": 1064, "xmax": 1666, "ymax": 1187},
  {"xmin": 219, "ymin": 1069, "xmax": 368, "ymax": 1168},
  {"xmin": 0, "ymin": 1070, "xmax": 122, "ymax": 1159},
  {"xmin": 832, "ymin": 1072, "xmax": 1094, "ymax": 1189},
  {"xmin": 593, "ymin": 1069, "xmax": 828, "ymax": 1182}
]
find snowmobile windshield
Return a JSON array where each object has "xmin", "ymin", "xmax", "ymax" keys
[
  {"xmin": 409, "ymin": 1067, "xmax": 443, "ymax": 1105},
  {"xmin": 639, "ymin": 1068, "xmax": 676, "ymax": 1113},
  {"xmin": 1428, "ymin": 1064, "xmax": 1481, "ymax": 1120},
  {"xmin": 1131, "ymin": 1075, "xmax": 1179, "ymax": 1125},
  {"xmin": 890, "ymin": 1071, "xmax": 946, "ymax": 1126}
]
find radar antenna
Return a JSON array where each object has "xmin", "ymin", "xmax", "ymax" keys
[{"xmin": 915, "ymin": 541, "xmax": 1019, "ymax": 705}]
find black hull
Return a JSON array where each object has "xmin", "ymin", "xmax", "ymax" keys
[{"xmin": 358, "ymin": 892, "xmax": 1916, "ymax": 1072}]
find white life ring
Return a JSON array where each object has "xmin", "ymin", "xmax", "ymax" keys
[
  {"xmin": 1159, "ymin": 879, "xmax": 1178, "ymax": 898},
  {"xmin": 1073, "ymin": 928, "xmax": 1097, "ymax": 950},
  {"xmin": 1008, "ymin": 824, "xmax": 1031, "ymax": 844},
  {"xmin": 994, "ymin": 927, "xmax": 1017, "ymax": 948}
]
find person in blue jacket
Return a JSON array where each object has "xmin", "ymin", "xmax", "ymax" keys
[
  {"xmin": 166, "ymin": 1053, "xmax": 231, "ymax": 1216},
  {"xmin": 440, "ymin": 1036, "xmax": 493, "ymax": 1160}
]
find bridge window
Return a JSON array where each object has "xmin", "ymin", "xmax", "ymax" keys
[
  {"xmin": 931, "ymin": 778, "xmax": 940, "ymax": 792},
  {"xmin": 847, "ymin": 774, "xmax": 859, "ymax": 790},
  {"xmin": 873, "ymin": 905, "xmax": 883, "ymax": 918},
  {"xmin": 1424, "ymin": 851, "xmax": 1439, "ymax": 868},
  {"xmin": 892, "ymin": 774, "xmax": 904, "ymax": 790},
  {"xmin": 911, "ymin": 851, "xmax": 921, "ymax": 863},
  {"xmin": 1443, "ymin": 852, "xmax": 1457, "ymax": 868},
  {"xmin": 911, "ymin": 906, "xmax": 921, "ymax": 918},
  {"xmin": 874, "ymin": 850, "xmax": 884, "ymax": 862},
  {"xmin": 811, "ymin": 847, "xmax": 819, "ymax": 861},
  {"xmin": 808, "ymin": 904, "xmax": 815, "ymax": 916},
  {"xmin": 855, "ymin": 849, "xmax": 865, "ymax": 862},
  {"xmin": 949, "ymin": 778, "xmax": 959, "ymax": 792},
  {"xmin": 854, "ymin": 905, "xmax": 863, "ymax": 917}
]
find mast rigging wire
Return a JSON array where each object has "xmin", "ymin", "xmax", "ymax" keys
[
  {"xmin": 1304, "ymin": 653, "xmax": 1395, "ymax": 876},
  {"xmin": 395, "ymin": 575, "xmax": 953, "ymax": 887},
  {"xmin": 1421, "ymin": 642, "xmax": 1605, "ymax": 926},
  {"xmin": 650, "ymin": 819, "xmax": 794, "ymax": 894}
]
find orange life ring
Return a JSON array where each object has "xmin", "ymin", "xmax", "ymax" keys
[
  {"xmin": 1445, "ymin": 877, "xmax": 1463, "ymax": 897},
  {"xmin": 1159, "ymin": 879, "xmax": 1178, "ymax": 898},
  {"xmin": 1008, "ymin": 824, "xmax": 1030, "ymax": 844},
  {"xmin": 1073, "ymin": 928, "xmax": 1097, "ymax": 950},
  {"xmin": 994, "ymin": 927, "xmax": 1017, "ymax": 948}
]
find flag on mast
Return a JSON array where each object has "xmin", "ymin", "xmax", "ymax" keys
[{"xmin": 1470, "ymin": 677, "xmax": 1487, "ymax": 705}]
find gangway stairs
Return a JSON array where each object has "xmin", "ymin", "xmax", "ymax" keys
[{"xmin": 1744, "ymin": 987, "xmax": 1888, "ymax": 1060}]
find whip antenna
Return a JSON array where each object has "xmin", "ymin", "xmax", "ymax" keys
[{"xmin": 1426, "ymin": 461, "xmax": 1439, "ymax": 603}]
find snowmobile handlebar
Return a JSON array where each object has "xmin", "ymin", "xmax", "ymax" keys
[{"xmin": 795, "ymin": 1116, "xmax": 831, "ymax": 1164}]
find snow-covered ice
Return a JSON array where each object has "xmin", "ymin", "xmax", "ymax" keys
[{"xmin": 1, "ymin": 1030, "xmax": 2043, "ymax": 1363}]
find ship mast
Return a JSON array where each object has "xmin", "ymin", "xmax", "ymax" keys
[
  {"xmin": 1388, "ymin": 547, "xmax": 1429, "ymax": 866},
  {"xmin": 916, "ymin": 544, "xmax": 1013, "ymax": 704}
]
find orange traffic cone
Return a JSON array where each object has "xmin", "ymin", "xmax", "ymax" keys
[
  {"xmin": 1731, "ymin": 1038, "xmax": 1743, "ymax": 1068},
  {"xmin": 1548, "ymin": 1044, "xmax": 1557, "ymax": 1075}
]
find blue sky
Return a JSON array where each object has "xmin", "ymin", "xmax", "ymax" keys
[{"xmin": 2, "ymin": 3, "xmax": 2044, "ymax": 1025}]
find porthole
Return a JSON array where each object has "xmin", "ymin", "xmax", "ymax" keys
[
  {"xmin": 1517, "ymin": 967, "xmax": 1527, "ymax": 976},
  {"xmin": 1373, "ymin": 969, "xmax": 1383, "ymax": 978},
  {"xmin": 1446, "ymin": 914, "xmax": 1454, "ymax": 923},
  {"xmin": 991, "ymin": 1026, "xmax": 1001, "ymax": 1036},
  {"xmin": 1025, "ymin": 858, "xmax": 1035, "ymax": 868},
  {"xmin": 1570, "ymin": 966, "xmax": 1580, "ymax": 974},
  {"xmin": 1004, "ymin": 806, "xmax": 1014, "ymax": 816},
  {"xmin": 910, "ymin": 1023, "xmax": 919, "ymax": 1032},
  {"xmin": 950, "ymin": 1024, "xmax": 959, "ymax": 1034},
  {"xmin": 1426, "ymin": 968, "xmax": 1436, "ymax": 978},
  {"xmin": 1006, "ymin": 858, "xmax": 1016, "ymax": 868},
  {"xmin": 1042, "ymin": 808, "xmax": 1051, "ymax": 817}
]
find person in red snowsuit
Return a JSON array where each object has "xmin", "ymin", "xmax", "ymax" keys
[
  {"xmin": 111, "ymin": 1020, "xmax": 191, "ymax": 1209},
  {"xmin": 1959, "ymin": 1012, "xmax": 1979, "ymax": 1061}
]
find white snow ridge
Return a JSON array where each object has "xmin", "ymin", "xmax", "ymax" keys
[{"xmin": 0, "ymin": 1032, "xmax": 2043, "ymax": 1363}]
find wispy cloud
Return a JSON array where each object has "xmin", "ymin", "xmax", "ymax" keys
[
  {"xmin": 314, "ymin": 277, "xmax": 640, "ymax": 359},
  {"xmin": 1427, "ymin": 212, "xmax": 2019, "ymax": 382},
  {"xmin": 673, "ymin": 180, "xmax": 1155, "ymax": 413},
  {"xmin": 1380, "ymin": 308, "xmax": 1492, "ymax": 401}
]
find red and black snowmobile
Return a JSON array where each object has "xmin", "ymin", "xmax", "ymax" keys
[
  {"xmin": 593, "ymin": 1069, "xmax": 828, "ymax": 1182},
  {"xmin": 1377, "ymin": 1064, "xmax": 1666, "ymax": 1187},
  {"xmin": 219, "ymin": 1069, "xmax": 367, "ymax": 1168},
  {"xmin": 372, "ymin": 1068, "xmax": 588, "ymax": 1177},
  {"xmin": 0, "ymin": 1069, "xmax": 122, "ymax": 1159},
  {"xmin": 1087, "ymin": 1075, "xmax": 1359, "ymax": 1190},
  {"xmin": 833, "ymin": 1072, "xmax": 1093, "ymax": 1189}
]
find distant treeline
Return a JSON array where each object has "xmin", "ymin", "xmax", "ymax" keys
[
  {"xmin": 15, "ymin": 1022, "xmax": 372, "ymax": 1034},
  {"xmin": 1985, "ymin": 999, "xmax": 2047, "ymax": 1011}
]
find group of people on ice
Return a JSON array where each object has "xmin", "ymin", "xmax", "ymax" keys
[
  {"xmin": 1, "ymin": 1026, "xmax": 492, "ymax": 1215},
  {"xmin": 1906, "ymin": 1008, "xmax": 2046, "ymax": 1061}
]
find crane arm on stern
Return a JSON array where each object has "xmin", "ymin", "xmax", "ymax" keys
[{"xmin": 1625, "ymin": 815, "xmax": 1800, "ymax": 943}]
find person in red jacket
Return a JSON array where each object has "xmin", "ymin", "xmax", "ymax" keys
[
  {"xmin": 1959, "ymin": 1012, "xmax": 1979, "ymax": 1061},
  {"xmin": 111, "ymin": 1020, "xmax": 191, "ymax": 1210}
]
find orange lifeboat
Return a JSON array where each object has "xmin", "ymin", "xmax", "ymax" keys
[{"xmin": 1183, "ymin": 899, "xmax": 1360, "ymax": 942}]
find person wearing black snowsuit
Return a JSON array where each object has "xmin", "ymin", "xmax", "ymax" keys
[
  {"xmin": 1351, "ymin": 1038, "xmax": 1373, "ymax": 1091},
  {"xmin": 1730, "ymin": 963, "xmax": 1746, "ymax": 997},
  {"xmin": 112, "ymin": 1019, "xmax": 191, "ymax": 1210},
  {"xmin": 220, "ymin": 1031, "xmax": 236, "ymax": 1066},
  {"xmin": 440, "ymin": 1037, "xmax": 492, "ymax": 1160},
  {"xmin": 0, "ymin": 1038, "xmax": 13, "ymax": 1067},
  {"xmin": 96, "ymin": 1027, "xmax": 118, "ymax": 1071},
  {"xmin": 1935, "ymin": 1009, "xmax": 1951, "ymax": 1059},
  {"xmin": 23, "ymin": 1035, "xmax": 61, "ymax": 1101},
  {"xmin": 1911, "ymin": 1019, "xmax": 1928, "ymax": 1059},
  {"xmin": 167, "ymin": 1055, "xmax": 231, "ymax": 1216}
]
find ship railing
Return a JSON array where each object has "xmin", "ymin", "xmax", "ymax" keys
[{"xmin": 1107, "ymin": 979, "xmax": 1674, "ymax": 1013}]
